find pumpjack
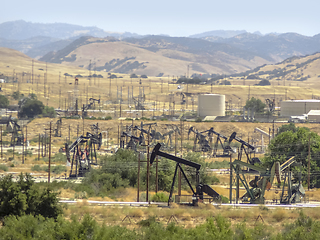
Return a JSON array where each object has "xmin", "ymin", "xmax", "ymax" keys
[
  {"xmin": 228, "ymin": 132, "xmax": 260, "ymax": 165},
  {"xmin": 231, "ymin": 156, "xmax": 305, "ymax": 204},
  {"xmin": 140, "ymin": 122, "xmax": 157, "ymax": 131},
  {"xmin": 266, "ymin": 98, "xmax": 275, "ymax": 113},
  {"xmin": 6, "ymin": 116, "xmax": 23, "ymax": 146},
  {"xmin": 161, "ymin": 126, "xmax": 180, "ymax": 149},
  {"xmin": 279, "ymin": 157, "xmax": 305, "ymax": 204},
  {"xmin": 90, "ymin": 123, "xmax": 99, "ymax": 135},
  {"xmin": 120, "ymin": 131, "xmax": 142, "ymax": 151},
  {"xmin": 202, "ymin": 127, "xmax": 234, "ymax": 157},
  {"xmin": 176, "ymin": 92, "xmax": 194, "ymax": 105},
  {"xmin": 188, "ymin": 127, "xmax": 211, "ymax": 152},
  {"xmin": 82, "ymin": 98, "xmax": 100, "ymax": 117},
  {"xmin": 132, "ymin": 96, "xmax": 145, "ymax": 110},
  {"xmin": 65, "ymin": 132, "xmax": 102, "ymax": 177},
  {"xmin": 54, "ymin": 118, "xmax": 62, "ymax": 137},
  {"xmin": 132, "ymin": 125, "xmax": 154, "ymax": 145},
  {"xmin": 150, "ymin": 143, "xmax": 220, "ymax": 206}
]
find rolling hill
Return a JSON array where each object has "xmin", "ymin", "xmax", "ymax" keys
[
  {"xmin": 39, "ymin": 36, "xmax": 271, "ymax": 76},
  {"xmin": 228, "ymin": 51, "xmax": 320, "ymax": 89},
  {"xmin": 2, "ymin": 20, "xmax": 320, "ymax": 77}
]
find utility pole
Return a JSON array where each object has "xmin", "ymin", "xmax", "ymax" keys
[
  {"xmin": 229, "ymin": 154, "xmax": 233, "ymax": 204},
  {"xmin": 137, "ymin": 152, "xmax": 140, "ymax": 202},
  {"xmin": 156, "ymin": 156, "xmax": 158, "ymax": 193},
  {"xmin": 48, "ymin": 122, "xmax": 51, "ymax": 183},
  {"xmin": 308, "ymin": 134, "xmax": 311, "ymax": 191},
  {"xmin": 38, "ymin": 134, "xmax": 40, "ymax": 161},
  {"xmin": 89, "ymin": 59, "xmax": 91, "ymax": 86},
  {"xmin": 0, "ymin": 126, "xmax": 2, "ymax": 159},
  {"xmin": 68, "ymin": 125, "xmax": 70, "ymax": 143},
  {"xmin": 146, "ymin": 129, "xmax": 150, "ymax": 203}
]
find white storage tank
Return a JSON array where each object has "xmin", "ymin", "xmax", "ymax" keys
[
  {"xmin": 280, "ymin": 100, "xmax": 320, "ymax": 116},
  {"xmin": 198, "ymin": 94, "xmax": 225, "ymax": 117}
]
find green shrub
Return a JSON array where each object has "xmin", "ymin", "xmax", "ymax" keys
[
  {"xmin": 52, "ymin": 152, "xmax": 66, "ymax": 163},
  {"xmin": 220, "ymin": 195, "xmax": 229, "ymax": 203},
  {"xmin": 31, "ymin": 164, "xmax": 45, "ymax": 172},
  {"xmin": 50, "ymin": 165, "xmax": 67, "ymax": 174},
  {"xmin": 151, "ymin": 192, "xmax": 169, "ymax": 202},
  {"xmin": 0, "ymin": 164, "xmax": 8, "ymax": 171},
  {"xmin": 195, "ymin": 117, "xmax": 202, "ymax": 122}
]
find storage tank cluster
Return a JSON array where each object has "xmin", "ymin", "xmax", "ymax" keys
[
  {"xmin": 280, "ymin": 99, "xmax": 320, "ymax": 117},
  {"xmin": 198, "ymin": 94, "xmax": 225, "ymax": 117}
]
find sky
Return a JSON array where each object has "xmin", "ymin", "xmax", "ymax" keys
[{"xmin": 1, "ymin": 0, "xmax": 320, "ymax": 37}]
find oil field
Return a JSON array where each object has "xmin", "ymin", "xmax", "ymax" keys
[{"xmin": 3, "ymin": 31, "xmax": 320, "ymax": 238}]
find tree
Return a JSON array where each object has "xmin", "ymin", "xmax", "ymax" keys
[
  {"xmin": 0, "ymin": 174, "xmax": 62, "ymax": 220},
  {"xmin": 18, "ymin": 99, "xmax": 44, "ymax": 118},
  {"xmin": 277, "ymin": 122, "xmax": 304, "ymax": 135},
  {"xmin": 12, "ymin": 91, "xmax": 24, "ymax": 100},
  {"xmin": 219, "ymin": 80, "xmax": 231, "ymax": 85},
  {"xmin": 0, "ymin": 95, "xmax": 9, "ymax": 108},
  {"xmin": 245, "ymin": 97, "xmax": 266, "ymax": 113},
  {"xmin": 29, "ymin": 93, "xmax": 37, "ymax": 100},
  {"xmin": 43, "ymin": 106, "xmax": 56, "ymax": 118},
  {"xmin": 255, "ymin": 79, "xmax": 270, "ymax": 86},
  {"xmin": 264, "ymin": 124, "xmax": 320, "ymax": 187}
]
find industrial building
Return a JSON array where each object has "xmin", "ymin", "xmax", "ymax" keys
[
  {"xmin": 307, "ymin": 110, "xmax": 320, "ymax": 122},
  {"xmin": 280, "ymin": 99, "xmax": 320, "ymax": 117},
  {"xmin": 198, "ymin": 94, "xmax": 225, "ymax": 117}
]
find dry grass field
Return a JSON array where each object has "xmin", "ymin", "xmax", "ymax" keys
[
  {"xmin": 61, "ymin": 194, "xmax": 320, "ymax": 230},
  {"xmin": 2, "ymin": 47, "xmax": 320, "ymax": 113},
  {"xmin": 2, "ymin": 47, "xmax": 320, "ymax": 229}
]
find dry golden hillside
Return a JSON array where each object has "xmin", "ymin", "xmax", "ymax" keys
[{"xmin": 39, "ymin": 37, "xmax": 270, "ymax": 76}]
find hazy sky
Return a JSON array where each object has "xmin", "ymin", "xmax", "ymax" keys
[{"xmin": 2, "ymin": 0, "xmax": 320, "ymax": 36}]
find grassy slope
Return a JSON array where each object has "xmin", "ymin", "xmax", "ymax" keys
[{"xmin": 43, "ymin": 38, "xmax": 269, "ymax": 76}]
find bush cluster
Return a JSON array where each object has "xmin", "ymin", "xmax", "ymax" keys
[
  {"xmin": 1, "ymin": 211, "xmax": 319, "ymax": 239},
  {"xmin": 0, "ymin": 174, "xmax": 62, "ymax": 220},
  {"xmin": 74, "ymin": 149, "xmax": 219, "ymax": 197}
]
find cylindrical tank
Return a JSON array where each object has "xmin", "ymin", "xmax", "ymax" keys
[
  {"xmin": 280, "ymin": 100, "xmax": 320, "ymax": 116},
  {"xmin": 198, "ymin": 94, "xmax": 225, "ymax": 117}
]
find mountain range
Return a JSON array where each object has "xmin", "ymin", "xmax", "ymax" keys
[{"xmin": 1, "ymin": 20, "xmax": 320, "ymax": 76}]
